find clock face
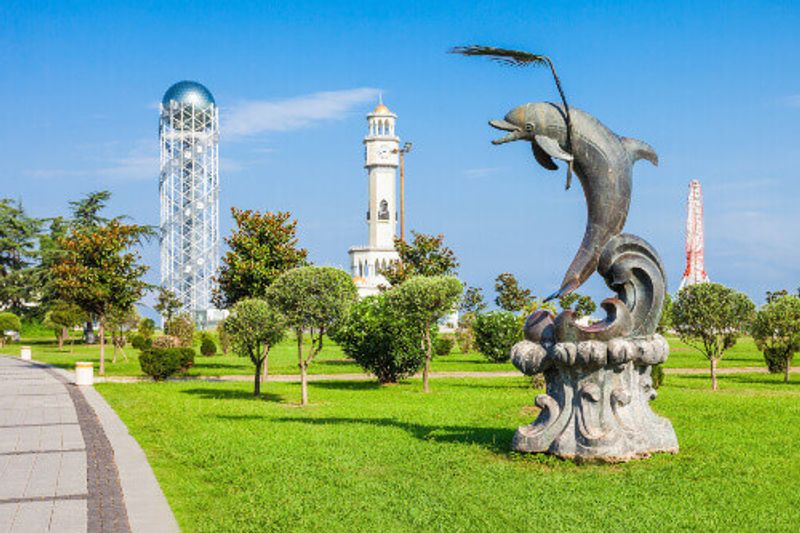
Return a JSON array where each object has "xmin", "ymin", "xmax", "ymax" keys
[{"xmin": 377, "ymin": 147, "xmax": 390, "ymax": 160}]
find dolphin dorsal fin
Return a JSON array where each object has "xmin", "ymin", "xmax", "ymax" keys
[
  {"xmin": 535, "ymin": 134, "xmax": 574, "ymax": 162},
  {"xmin": 532, "ymin": 141, "xmax": 559, "ymax": 171},
  {"xmin": 620, "ymin": 137, "xmax": 659, "ymax": 166}
]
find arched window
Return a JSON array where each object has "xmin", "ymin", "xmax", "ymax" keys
[{"xmin": 378, "ymin": 200, "xmax": 389, "ymax": 220}]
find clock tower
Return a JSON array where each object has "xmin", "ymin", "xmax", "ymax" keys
[{"xmin": 348, "ymin": 101, "xmax": 401, "ymax": 297}]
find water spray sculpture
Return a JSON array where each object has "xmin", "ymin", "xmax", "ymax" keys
[{"xmin": 453, "ymin": 46, "xmax": 678, "ymax": 461}]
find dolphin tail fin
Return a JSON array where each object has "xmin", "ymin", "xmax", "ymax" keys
[{"xmin": 621, "ymin": 137, "xmax": 659, "ymax": 166}]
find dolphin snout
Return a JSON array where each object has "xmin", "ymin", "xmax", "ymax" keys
[{"xmin": 489, "ymin": 119, "xmax": 524, "ymax": 145}]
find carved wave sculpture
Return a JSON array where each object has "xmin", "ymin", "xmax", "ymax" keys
[{"xmin": 510, "ymin": 234, "xmax": 679, "ymax": 461}]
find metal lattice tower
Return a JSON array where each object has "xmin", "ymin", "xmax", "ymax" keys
[
  {"xmin": 159, "ymin": 81, "xmax": 219, "ymax": 327},
  {"xmin": 679, "ymin": 179, "xmax": 710, "ymax": 290}
]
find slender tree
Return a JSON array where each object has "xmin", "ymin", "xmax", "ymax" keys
[
  {"xmin": 386, "ymin": 275, "xmax": 463, "ymax": 392},
  {"xmin": 154, "ymin": 287, "xmax": 183, "ymax": 324},
  {"xmin": 460, "ymin": 285, "xmax": 487, "ymax": 315},
  {"xmin": 494, "ymin": 272, "xmax": 531, "ymax": 313},
  {"xmin": 268, "ymin": 266, "xmax": 357, "ymax": 405},
  {"xmin": 0, "ymin": 199, "xmax": 41, "ymax": 317},
  {"xmin": 380, "ymin": 231, "xmax": 459, "ymax": 286},
  {"xmin": 224, "ymin": 298, "xmax": 286, "ymax": 397},
  {"xmin": 214, "ymin": 208, "xmax": 308, "ymax": 308},
  {"xmin": 752, "ymin": 293, "xmax": 800, "ymax": 383},
  {"xmin": 672, "ymin": 283, "xmax": 755, "ymax": 390},
  {"xmin": 52, "ymin": 220, "xmax": 152, "ymax": 375},
  {"xmin": 43, "ymin": 302, "xmax": 84, "ymax": 350}
]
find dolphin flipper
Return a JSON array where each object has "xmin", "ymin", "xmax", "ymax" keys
[
  {"xmin": 620, "ymin": 137, "xmax": 659, "ymax": 166},
  {"xmin": 532, "ymin": 141, "xmax": 559, "ymax": 171},
  {"xmin": 535, "ymin": 134, "xmax": 574, "ymax": 162}
]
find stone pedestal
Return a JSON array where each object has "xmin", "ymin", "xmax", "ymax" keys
[
  {"xmin": 75, "ymin": 362, "xmax": 94, "ymax": 386},
  {"xmin": 20, "ymin": 346, "xmax": 32, "ymax": 361},
  {"xmin": 511, "ymin": 336, "xmax": 678, "ymax": 462}
]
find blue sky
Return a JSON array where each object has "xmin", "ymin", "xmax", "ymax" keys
[{"xmin": 1, "ymin": 0, "xmax": 798, "ymax": 311}]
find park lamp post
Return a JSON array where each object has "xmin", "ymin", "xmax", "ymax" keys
[{"xmin": 393, "ymin": 142, "xmax": 412, "ymax": 242}]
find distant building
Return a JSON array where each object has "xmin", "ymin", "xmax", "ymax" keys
[
  {"xmin": 679, "ymin": 179, "xmax": 710, "ymax": 290},
  {"xmin": 348, "ymin": 102, "xmax": 401, "ymax": 297},
  {"xmin": 159, "ymin": 81, "xmax": 221, "ymax": 328}
]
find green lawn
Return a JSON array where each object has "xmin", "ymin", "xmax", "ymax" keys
[
  {"xmin": 5, "ymin": 332, "xmax": 767, "ymax": 378},
  {"xmin": 97, "ymin": 373, "xmax": 800, "ymax": 531}
]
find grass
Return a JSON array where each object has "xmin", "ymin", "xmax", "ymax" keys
[
  {"xmin": 97, "ymin": 373, "xmax": 800, "ymax": 531},
  {"xmin": 5, "ymin": 332, "xmax": 767, "ymax": 378}
]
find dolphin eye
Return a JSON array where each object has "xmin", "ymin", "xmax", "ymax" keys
[{"xmin": 525, "ymin": 123, "xmax": 534, "ymax": 132}]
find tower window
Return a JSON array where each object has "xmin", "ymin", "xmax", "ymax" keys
[{"xmin": 378, "ymin": 200, "xmax": 389, "ymax": 220}]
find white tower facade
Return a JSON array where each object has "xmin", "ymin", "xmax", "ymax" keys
[
  {"xmin": 348, "ymin": 103, "xmax": 401, "ymax": 297},
  {"xmin": 159, "ymin": 81, "xmax": 220, "ymax": 327},
  {"xmin": 679, "ymin": 179, "xmax": 710, "ymax": 290}
]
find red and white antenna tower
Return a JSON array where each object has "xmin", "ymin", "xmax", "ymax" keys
[{"xmin": 679, "ymin": 179, "xmax": 710, "ymax": 289}]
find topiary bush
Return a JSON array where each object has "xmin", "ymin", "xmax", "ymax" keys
[
  {"xmin": 651, "ymin": 364, "xmax": 665, "ymax": 389},
  {"xmin": 130, "ymin": 333, "xmax": 152, "ymax": 351},
  {"xmin": 164, "ymin": 314, "xmax": 195, "ymax": 348},
  {"xmin": 333, "ymin": 294, "xmax": 425, "ymax": 384},
  {"xmin": 434, "ymin": 335, "xmax": 455, "ymax": 356},
  {"xmin": 139, "ymin": 347, "xmax": 195, "ymax": 380},
  {"xmin": 473, "ymin": 311, "xmax": 522, "ymax": 363},
  {"xmin": 200, "ymin": 333, "xmax": 217, "ymax": 356},
  {"xmin": 0, "ymin": 312, "xmax": 22, "ymax": 346}
]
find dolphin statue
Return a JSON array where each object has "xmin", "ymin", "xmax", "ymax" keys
[{"xmin": 490, "ymin": 102, "xmax": 658, "ymax": 301}]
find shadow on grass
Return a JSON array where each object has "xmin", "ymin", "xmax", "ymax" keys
[
  {"xmin": 275, "ymin": 415, "xmax": 515, "ymax": 454},
  {"xmin": 309, "ymin": 381, "xmax": 385, "ymax": 391},
  {"xmin": 180, "ymin": 387, "xmax": 284, "ymax": 402},
  {"xmin": 192, "ymin": 362, "xmax": 249, "ymax": 370},
  {"xmin": 671, "ymin": 373, "xmax": 800, "ymax": 388}
]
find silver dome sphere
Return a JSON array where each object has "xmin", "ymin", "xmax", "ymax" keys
[{"xmin": 162, "ymin": 81, "xmax": 215, "ymax": 109}]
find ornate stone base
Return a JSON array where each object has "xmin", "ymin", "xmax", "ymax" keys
[{"xmin": 511, "ymin": 336, "xmax": 679, "ymax": 462}]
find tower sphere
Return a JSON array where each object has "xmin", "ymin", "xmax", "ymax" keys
[{"xmin": 162, "ymin": 81, "xmax": 215, "ymax": 109}]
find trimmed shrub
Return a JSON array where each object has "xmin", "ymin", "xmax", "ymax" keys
[
  {"xmin": 763, "ymin": 346, "xmax": 789, "ymax": 374},
  {"xmin": 651, "ymin": 364, "xmax": 665, "ymax": 389},
  {"xmin": 333, "ymin": 294, "xmax": 425, "ymax": 384},
  {"xmin": 200, "ymin": 333, "xmax": 217, "ymax": 357},
  {"xmin": 152, "ymin": 335, "xmax": 180, "ymax": 348},
  {"xmin": 130, "ymin": 333, "xmax": 152, "ymax": 351},
  {"xmin": 139, "ymin": 347, "xmax": 195, "ymax": 381},
  {"xmin": 473, "ymin": 311, "xmax": 522, "ymax": 363},
  {"xmin": 138, "ymin": 317, "xmax": 156, "ymax": 339},
  {"xmin": 0, "ymin": 312, "xmax": 22, "ymax": 346},
  {"xmin": 164, "ymin": 314, "xmax": 194, "ymax": 348},
  {"xmin": 434, "ymin": 335, "xmax": 455, "ymax": 356}
]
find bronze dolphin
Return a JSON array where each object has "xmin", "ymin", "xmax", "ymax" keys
[{"xmin": 490, "ymin": 102, "xmax": 658, "ymax": 301}]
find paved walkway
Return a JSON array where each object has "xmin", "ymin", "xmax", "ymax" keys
[
  {"xmin": 0, "ymin": 356, "xmax": 178, "ymax": 533},
  {"xmin": 95, "ymin": 365, "xmax": 798, "ymax": 384}
]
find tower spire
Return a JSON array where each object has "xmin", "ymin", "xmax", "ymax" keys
[{"xmin": 679, "ymin": 179, "xmax": 710, "ymax": 290}]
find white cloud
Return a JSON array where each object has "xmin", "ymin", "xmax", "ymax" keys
[
  {"xmin": 223, "ymin": 87, "xmax": 380, "ymax": 139},
  {"xmin": 463, "ymin": 167, "xmax": 505, "ymax": 178},
  {"xmin": 97, "ymin": 139, "xmax": 159, "ymax": 181}
]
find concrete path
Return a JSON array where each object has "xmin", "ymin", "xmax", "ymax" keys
[
  {"xmin": 95, "ymin": 365, "xmax": 798, "ymax": 384},
  {"xmin": 0, "ymin": 356, "xmax": 178, "ymax": 533}
]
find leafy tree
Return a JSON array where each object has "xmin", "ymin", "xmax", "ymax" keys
[
  {"xmin": 460, "ymin": 285, "xmax": 487, "ymax": 315},
  {"xmin": 214, "ymin": 208, "xmax": 308, "ymax": 308},
  {"xmin": 473, "ymin": 311, "xmax": 523, "ymax": 362},
  {"xmin": 0, "ymin": 312, "xmax": 21, "ymax": 347},
  {"xmin": 164, "ymin": 313, "xmax": 195, "ymax": 348},
  {"xmin": 381, "ymin": 231, "xmax": 459, "ymax": 286},
  {"xmin": 558, "ymin": 292, "xmax": 597, "ymax": 319},
  {"xmin": 766, "ymin": 289, "xmax": 789, "ymax": 303},
  {"xmin": 154, "ymin": 287, "xmax": 183, "ymax": 323},
  {"xmin": 752, "ymin": 293, "xmax": 800, "ymax": 383},
  {"xmin": 672, "ymin": 283, "xmax": 755, "ymax": 390},
  {"xmin": 52, "ymin": 220, "xmax": 152, "ymax": 375},
  {"xmin": 657, "ymin": 292, "xmax": 673, "ymax": 334},
  {"xmin": 333, "ymin": 294, "xmax": 426, "ymax": 384},
  {"xmin": 385, "ymin": 275, "xmax": 463, "ymax": 392},
  {"xmin": 494, "ymin": 272, "xmax": 531, "ymax": 313},
  {"xmin": 0, "ymin": 199, "xmax": 41, "ymax": 317},
  {"xmin": 107, "ymin": 305, "xmax": 139, "ymax": 363},
  {"xmin": 224, "ymin": 298, "xmax": 286, "ymax": 396},
  {"xmin": 200, "ymin": 333, "xmax": 217, "ymax": 357},
  {"xmin": 268, "ymin": 266, "xmax": 357, "ymax": 405},
  {"xmin": 43, "ymin": 302, "xmax": 84, "ymax": 349},
  {"xmin": 35, "ymin": 216, "xmax": 69, "ymax": 309},
  {"xmin": 138, "ymin": 317, "xmax": 156, "ymax": 339},
  {"xmin": 217, "ymin": 318, "xmax": 231, "ymax": 355},
  {"xmin": 69, "ymin": 190, "xmax": 113, "ymax": 230}
]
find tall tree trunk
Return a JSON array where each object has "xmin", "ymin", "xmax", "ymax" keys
[
  {"xmin": 710, "ymin": 357, "xmax": 717, "ymax": 391},
  {"xmin": 423, "ymin": 328, "xmax": 431, "ymax": 393},
  {"xmin": 298, "ymin": 333, "xmax": 308, "ymax": 405},
  {"xmin": 785, "ymin": 356, "xmax": 791, "ymax": 383},
  {"xmin": 261, "ymin": 346, "xmax": 269, "ymax": 383},
  {"xmin": 98, "ymin": 318, "xmax": 106, "ymax": 376},
  {"xmin": 58, "ymin": 327, "xmax": 65, "ymax": 350},
  {"xmin": 254, "ymin": 358, "xmax": 262, "ymax": 397}
]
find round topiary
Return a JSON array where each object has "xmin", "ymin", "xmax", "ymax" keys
[
  {"xmin": 200, "ymin": 334, "xmax": 217, "ymax": 356},
  {"xmin": 333, "ymin": 295, "xmax": 425, "ymax": 384},
  {"xmin": 139, "ymin": 348, "xmax": 182, "ymax": 380},
  {"xmin": 434, "ymin": 336, "xmax": 455, "ymax": 356},
  {"xmin": 473, "ymin": 311, "xmax": 522, "ymax": 363}
]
